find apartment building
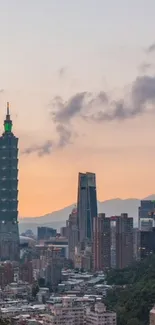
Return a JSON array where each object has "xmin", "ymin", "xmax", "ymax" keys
[
  {"xmin": 45, "ymin": 297, "xmax": 85, "ymax": 325},
  {"xmin": 86, "ymin": 302, "xmax": 116, "ymax": 325}
]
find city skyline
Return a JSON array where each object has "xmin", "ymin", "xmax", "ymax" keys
[{"xmin": 1, "ymin": 1, "xmax": 155, "ymax": 216}]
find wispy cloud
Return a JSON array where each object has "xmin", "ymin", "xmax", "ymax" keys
[
  {"xmin": 22, "ymin": 140, "xmax": 53, "ymax": 157},
  {"xmin": 146, "ymin": 42, "xmax": 155, "ymax": 53},
  {"xmin": 52, "ymin": 75, "xmax": 155, "ymax": 123},
  {"xmin": 23, "ymin": 70, "xmax": 155, "ymax": 156},
  {"xmin": 58, "ymin": 67, "xmax": 67, "ymax": 78},
  {"xmin": 139, "ymin": 62, "xmax": 152, "ymax": 73},
  {"xmin": 52, "ymin": 91, "xmax": 108, "ymax": 123}
]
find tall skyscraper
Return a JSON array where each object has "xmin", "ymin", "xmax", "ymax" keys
[
  {"xmin": 139, "ymin": 200, "xmax": 155, "ymax": 230},
  {"xmin": 68, "ymin": 207, "xmax": 78, "ymax": 261},
  {"xmin": 110, "ymin": 214, "xmax": 133, "ymax": 269},
  {"xmin": 77, "ymin": 172, "xmax": 98, "ymax": 244},
  {"xmin": 0, "ymin": 103, "xmax": 19, "ymax": 261},
  {"xmin": 140, "ymin": 228, "xmax": 155, "ymax": 260},
  {"xmin": 93, "ymin": 213, "xmax": 111, "ymax": 271},
  {"xmin": 133, "ymin": 228, "xmax": 140, "ymax": 261}
]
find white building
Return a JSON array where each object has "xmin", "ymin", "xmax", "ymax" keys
[
  {"xmin": 45, "ymin": 297, "xmax": 85, "ymax": 325},
  {"xmin": 86, "ymin": 302, "xmax": 116, "ymax": 325},
  {"xmin": 150, "ymin": 306, "xmax": 155, "ymax": 325}
]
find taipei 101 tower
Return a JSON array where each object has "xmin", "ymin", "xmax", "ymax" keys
[{"xmin": 0, "ymin": 103, "xmax": 19, "ymax": 261}]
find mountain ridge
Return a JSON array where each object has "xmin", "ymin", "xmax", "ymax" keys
[{"xmin": 19, "ymin": 194, "xmax": 155, "ymax": 234}]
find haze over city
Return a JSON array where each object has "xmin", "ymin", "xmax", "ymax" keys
[{"xmin": 1, "ymin": 0, "xmax": 155, "ymax": 216}]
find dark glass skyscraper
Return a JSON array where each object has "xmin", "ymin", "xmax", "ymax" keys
[
  {"xmin": 139, "ymin": 200, "xmax": 155, "ymax": 230},
  {"xmin": 0, "ymin": 103, "xmax": 19, "ymax": 261},
  {"xmin": 77, "ymin": 172, "xmax": 98, "ymax": 244}
]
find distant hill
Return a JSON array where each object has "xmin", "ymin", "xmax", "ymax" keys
[{"xmin": 19, "ymin": 194, "xmax": 155, "ymax": 234}]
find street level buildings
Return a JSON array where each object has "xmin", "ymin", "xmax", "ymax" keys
[{"xmin": 86, "ymin": 302, "xmax": 116, "ymax": 325}]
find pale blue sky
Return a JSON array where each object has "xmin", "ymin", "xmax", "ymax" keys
[{"xmin": 0, "ymin": 1, "xmax": 155, "ymax": 215}]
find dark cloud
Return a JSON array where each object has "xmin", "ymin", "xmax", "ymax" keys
[
  {"xmin": 90, "ymin": 99, "xmax": 130, "ymax": 121},
  {"xmin": 22, "ymin": 140, "xmax": 53, "ymax": 157},
  {"xmin": 52, "ymin": 91, "xmax": 108, "ymax": 123},
  {"xmin": 56, "ymin": 124, "xmax": 72, "ymax": 148},
  {"xmin": 90, "ymin": 75, "xmax": 155, "ymax": 122},
  {"xmin": 88, "ymin": 91, "xmax": 109, "ymax": 107},
  {"xmin": 146, "ymin": 43, "xmax": 155, "ymax": 53},
  {"xmin": 132, "ymin": 75, "xmax": 155, "ymax": 107},
  {"xmin": 52, "ymin": 92, "xmax": 87, "ymax": 123},
  {"xmin": 52, "ymin": 75, "xmax": 155, "ymax": 124},
  {"xmin": 23, "ymin": 72, "xmax": 155, "ymax": 156}
]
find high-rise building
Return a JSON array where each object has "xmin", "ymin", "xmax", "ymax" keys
[
  {"xmin": 45, "ymin": 258, "xmax": 62, "ymax": 291},
  {"xmin": 68, "ymin": 207, "xmax": 78, "ymax": 261},
  {"xmin": 110, "ymin": 214, "xmax": 133, "ymax": 269},
  {"xmin": 0, "ymin": 262, "xmax": 14, "ymax": 287},
  {"xmin": 139, "ymin": 200, "xmax": 155, "ymax": 230},
  {"xmin": 138, "ymin": 201, "xmax": 155, "ymax": 260},
  {"xmin": 77, "ymin": 172, "xmax": 98, "ymax": 244},
  {"xmin": 140, "ymin": 228, "xmax": 155, "ymax": 260},
  {"xmin": 19, "ymin": 261, "xmax": 33, "ymax": 284},
  {"xmin": 93, "ymin": 213, "xmax": 111, "ymax": 271},
  {"xmin": 60, "ymin": 226, "xmax": 68, "ymax": 238},
  {"xmin": 37, "ymin": 227, "xmax": 57, "ymax": 241},
  {"xmin": 133, "ymin": 228, "xmax": 140, "ymax": 261},
  {"xmin": 0, "ymin": 103, "xmax": 19, "ymax": 261}
]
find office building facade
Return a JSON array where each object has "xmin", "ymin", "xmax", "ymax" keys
[
  {"xmin": 93, "ymin": 213, "xmax": 111, "ymax": 271},
  {"xmin": 133, "ymin": 228, "xmax": 140, "ymax": 261},
  {"xmin": 140, "ymin": 228, "xmax": 155, "ymax": 260},
  {"xmin": 0, "ymin": 103, "xmax": 19, "ymax": 261},
  {"xmin": 37, "ymin": 227, "xmax": 57, "ymax": 241},
  {"xmin": 139, "ymin": 200, "xmax": 155, "ymax": 230},
  {"xmin": 68, "ymin": 207, "xmax": 78, "ymax": 261},
  {"xmin": 77, "ymin": 172, "xmax": 98, "ymax": 244},
  {"xmin": 110, "ymin": 214, "xmax": 133, "ymax": 269}
]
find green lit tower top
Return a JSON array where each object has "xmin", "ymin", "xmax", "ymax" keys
[{"xmin": 4, "ymin": 102, "xmax": 13, "ymax": 133}]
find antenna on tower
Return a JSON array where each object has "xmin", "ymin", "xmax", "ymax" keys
[{"xmin": 7, "ymin": 102, "xmax": 10, "ymax": 116}]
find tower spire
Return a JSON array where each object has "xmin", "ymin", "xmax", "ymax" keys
[
  {"xmin": 7, "ymin": 102, "xmax": 9, "ymax": 116},
  {"xmin": 4, "ymin": 102, "xmax": 12, "ymax": 133},
  {"xmin": 6, "ymin": 102, "xmax": 10, "ymax": 120}
]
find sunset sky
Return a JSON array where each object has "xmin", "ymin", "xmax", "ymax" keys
[{"xmin": 0, "ymin": 0, "xmax": 155, "ymax": 217}]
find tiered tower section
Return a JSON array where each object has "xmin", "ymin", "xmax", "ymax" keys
[{"xmin": 0, "ymin": 103, "xmax": 19, "ymax": 261}]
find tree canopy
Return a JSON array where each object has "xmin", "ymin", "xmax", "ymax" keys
[{"xmin": 105, "ymin": 255, "xmax": 155, "ymax": 325}]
